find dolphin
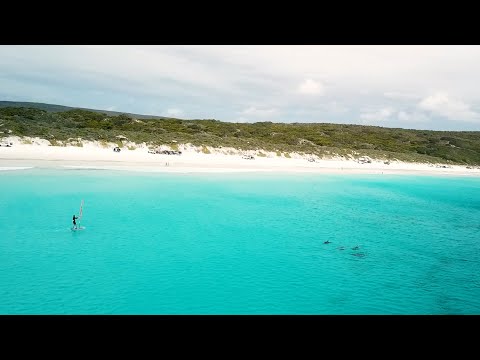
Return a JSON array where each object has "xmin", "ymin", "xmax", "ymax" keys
[{"xmin": 352, "ymin": 253, "xmax": 366, "ymax": 258}]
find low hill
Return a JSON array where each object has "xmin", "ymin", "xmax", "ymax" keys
[
  {"xmin": 1, "ymin": 102, "xmax": 479, "ymax": 165},
  {"xmin": 0, "ymin": 101, "xmax": 166, "ymax": 120}
]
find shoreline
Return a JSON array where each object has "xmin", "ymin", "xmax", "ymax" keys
[
  {"xmin": 1, "ymin": 159, "xmax": 480, "ymax": 177},
  {"xmin": 1, "ymin": 136, "xmax": 480, "ymax": 177}
]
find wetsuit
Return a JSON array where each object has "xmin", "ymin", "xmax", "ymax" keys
[{"xmin": 73, "ymin": 215, "xmax": 77, "ymax": 227}]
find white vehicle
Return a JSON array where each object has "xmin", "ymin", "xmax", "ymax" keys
[
  {"xmin": 242, "ymin": 155, "xmax": 255, "ymax": 160},
  {"xmin": 358, "ymin": 156, "xmax": 372, "ymax": 164}
]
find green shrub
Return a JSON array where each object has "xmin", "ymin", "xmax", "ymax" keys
[{"xmin": 2, "ymin": 105, "xmax": 479, "ymax": 165}]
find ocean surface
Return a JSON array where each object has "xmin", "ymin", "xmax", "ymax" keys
[{"xmin": 1, "ymin": 168, "xmax": 479, "ymax": 314}]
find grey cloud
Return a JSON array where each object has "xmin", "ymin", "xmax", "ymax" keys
[{"xmin": 1, "ymin": 45, "xmax": 480, "ymax": 130}]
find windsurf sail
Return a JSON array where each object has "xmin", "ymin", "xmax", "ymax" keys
[{"xmin": 78, "ymin": 200, "xmax": 84, "ymax": 223}]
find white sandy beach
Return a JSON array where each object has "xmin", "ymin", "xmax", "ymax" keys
[{"xmin": 1, "ymin": 136, "xmax": 479, "ymax": 176}]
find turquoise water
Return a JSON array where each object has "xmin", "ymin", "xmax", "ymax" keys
[{"xmin": 1, "ymin": 169, "xmax": 480, "ymax": 314}]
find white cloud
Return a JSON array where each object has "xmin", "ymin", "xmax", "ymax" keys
[
  {"xmin": 241, "ymin": 107, "xmax": 278, "ymax": 117},
  {"xmin": 418, "ymin": 92, "xmax": 479, "ymax": 122},
  {"xmin": 360, "ymin": 107, "xmax": 395, "ymax": 122},
  {"xmin": 3, "ymin": 45, "xmax": 480, "ymax": 129},
  {"xmin": 298, "ymin": 79, "xmax": 325, "ymax": 95},
  {"xmin": 397, "ymin": 111, "xmax": 429, "ymax": 123},
  {"xmin": 166, "ymin": 108, "xmax": 183, "ymax": 117},
  {"xmin": 361, "ymin": 108, "xmax": 431, "ymax": 126},
  {"xmin": 324, "ymin": 101, "xmax": 348, "ymax": 114},
  {"xmin": 384, "ymin": 91, "xmax": 419, "ymax": 100}
]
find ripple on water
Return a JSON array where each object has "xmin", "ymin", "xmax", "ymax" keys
[{"xmin": 0, "ymin": 170, "xmax": 479, "ymax": 314}]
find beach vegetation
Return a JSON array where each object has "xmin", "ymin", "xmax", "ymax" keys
[
  {"xmin": 1, "ymin": 105, "xmax": 480, "ymax": 165},
  {"xmin": 99, "ymin": 140, "xmax": 109, "ymax": 148}
]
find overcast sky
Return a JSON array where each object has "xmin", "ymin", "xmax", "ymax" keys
[{"xmin": 1, "ymin": 45, "xmax": 480, "ymax": 130}]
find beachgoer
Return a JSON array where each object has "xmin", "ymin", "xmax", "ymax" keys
[{"xmin": 72, "ymin": 214, "xmax": 78, "ymax": 228}]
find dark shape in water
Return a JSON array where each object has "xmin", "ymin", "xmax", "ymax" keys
[
  {"xmin": 338, "ymin": 246, "xmax": 345, "ymax": 250},
  {"xmin": 352, "ymin": 246, "xmax": 360, "ymax": 250},
  {"xmin": 352, "ymin": 253, "xmax": 366, "ymax": 258},
  {"xmin": 324, "ymin": 240, "xmax": 331, "ymax": 244}
]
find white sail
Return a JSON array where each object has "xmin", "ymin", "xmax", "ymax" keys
[
  {"xmin": 71, "ymin": 200, "xmax": 86, "ymax": 231},
  {"xmin": 78, "ymin": 200, "xmax": 84, "ymax": 221}
]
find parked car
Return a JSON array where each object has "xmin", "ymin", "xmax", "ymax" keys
[
  {"xmin": 358, "ymin": 156, "xmax": 372, "ymax": 164},
  {"xmin": 157, "ymin": 150, "xmax": 182, "ymax": 155}
]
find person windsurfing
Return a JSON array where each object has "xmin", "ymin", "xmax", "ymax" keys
[{"xmin": 72, "ymin": 214, "xmax": 79, "ymax": 229}]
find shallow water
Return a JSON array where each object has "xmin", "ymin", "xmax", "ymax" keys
[{"xmin": 1, "ymin": 169, "xmax": 479, "ymax": 314}]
